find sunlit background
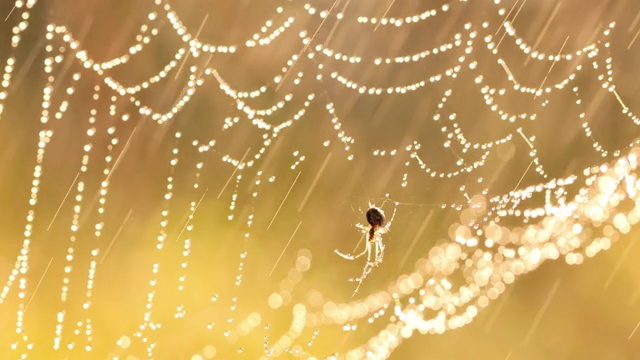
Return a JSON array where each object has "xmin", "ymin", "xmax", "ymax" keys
[{"xmin": 1, "ymin": 0, "xmax": 640, "ymax": 359}]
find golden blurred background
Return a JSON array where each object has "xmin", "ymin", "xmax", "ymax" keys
[{"xmin": 0, "ymin": 0, "xmax": 640, "ymax": 359}]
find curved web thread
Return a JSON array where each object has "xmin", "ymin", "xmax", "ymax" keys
[{"xmin": 0, "ymin": 0, "xmax": 639, "ymax": 358}]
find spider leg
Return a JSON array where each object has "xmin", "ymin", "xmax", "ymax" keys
[
  {"xmin": 374, "ymin": 240, "xmax": 380, "ymax": 263},
  {"xmin": 348, "ymin": 238, "xmax": 389, "ymax": 297},
  {"xmin": 373, "ymin": 239, "xmax": 385, "ymax": 266},
  {"xmin": 349, "ymin": 256, "xmax": 376, "ymax": 297},
  {"xmin": 335, "ymin": 240, "xmax": 369, "ymax": 260},
  {"xmin": 384, "ymin": 206, "xmax": 397, "ymax": 231}
]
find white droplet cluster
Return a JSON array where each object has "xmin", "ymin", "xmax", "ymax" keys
[{"xmin": 133, "ymin": 131, "xmax": 181, "ymax": 357}]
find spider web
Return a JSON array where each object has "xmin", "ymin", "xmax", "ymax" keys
[{"xmin": 1, "ymin": 0, "xmax": 640, "ymax": 358}]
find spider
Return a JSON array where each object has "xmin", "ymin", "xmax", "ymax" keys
[{"xmin": 335, "ymin": 203, "xmax": 396, "ymax": 295}]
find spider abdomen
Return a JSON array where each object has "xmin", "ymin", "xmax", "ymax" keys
[{"xmin": 366, "ymin": 206, "xmax": 385, "ymax": 227}]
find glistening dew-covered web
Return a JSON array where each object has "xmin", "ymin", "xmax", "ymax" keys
[{"xmin": 0, "ymin": 0, "xmax": 640, "ymax": 359}]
